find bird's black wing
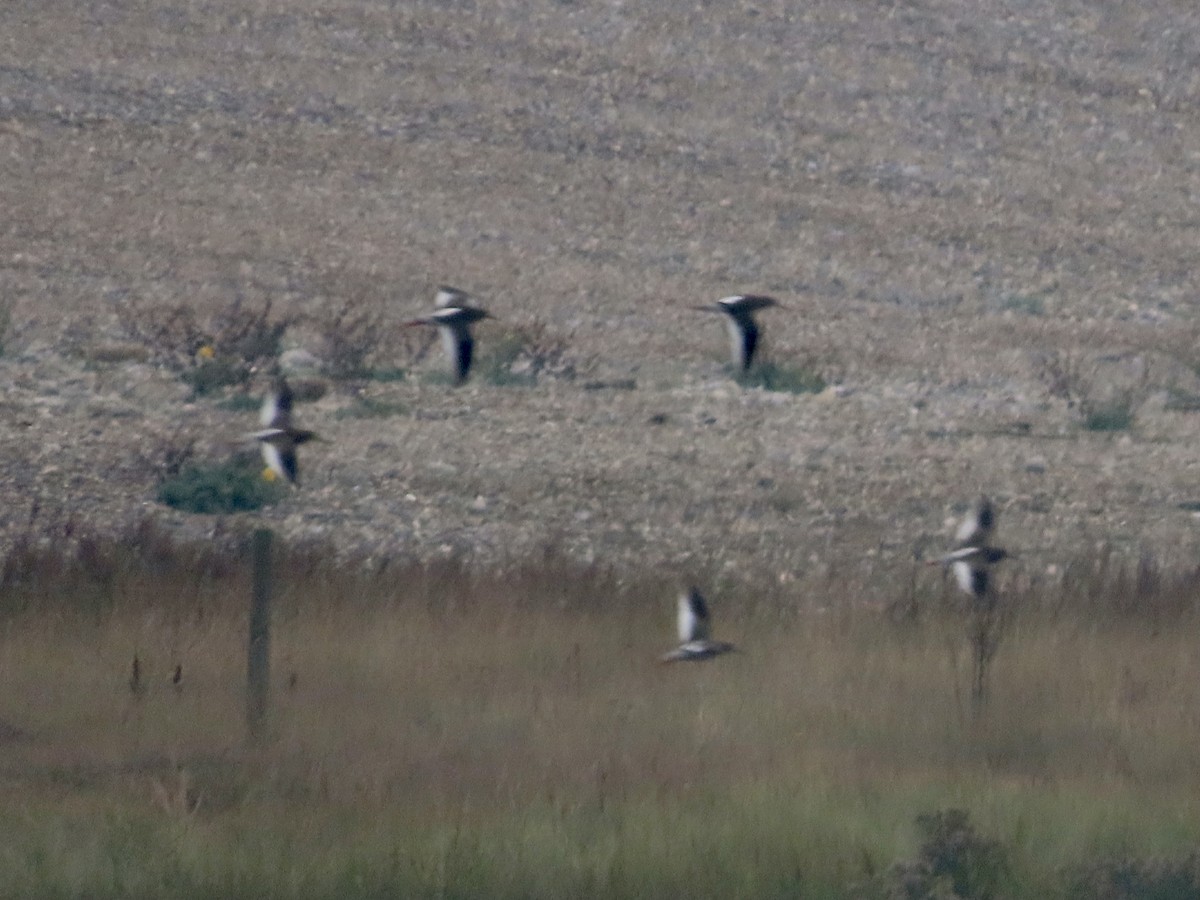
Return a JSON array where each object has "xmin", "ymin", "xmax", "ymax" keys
[
  {"xmin": 456, "ymin": 332, "xmax": 474, "ymax": 384},
  {"xmin": 276, "ymin": 380, "xmax": 295, "ymax": 415},
  {"xmin": 280, "ymin": 447, "xmax": 299, "ymax": 485},
  {"xmin": 742, "ymin": 318, "xmax": 760, "ymax": 371}
]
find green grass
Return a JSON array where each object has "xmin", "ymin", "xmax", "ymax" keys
[
  {"xmin": 996, "ymin": 293, "xmax": 1046, "ymax": 316},
  {"xmin": 737, "ymin": 360, "xmax": 827, "ymax": 394},
  {"xmin": 0, "ymin": 534, "xmax": 1198, "ymax": 897},
  {"xmin": 1083, "ymin": 403, "xmax": 1134, "ymax": 432}
]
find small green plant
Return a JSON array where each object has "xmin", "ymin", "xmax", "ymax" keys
[
  {"xmin": 996, "ymin": 293, "xmax": 1044, "ymax": 316},
  {"xmin": 1083, "ymin": 403, "xmax": 1134, "ymax": 432},
  {"xmin": 157, "ymin": 459, "xmax": 286, "ymax": 514},
  {"xmin": 737, "ymin": 361, "xmax": 826, "ymax": 394}
]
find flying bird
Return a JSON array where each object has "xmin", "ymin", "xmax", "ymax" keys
[
  {"xmin": 928, "ymin": 496, "xmax": 1009, "ymax": 600},
  {"xmin": 408, "ymin": 288, "xmax": 492, "ymax": 385},
  {"xmin": 248, "ymin": 378, "xmax": 318, "ymax": 485},
  {"xmin": 694, "ymin": 294, "xmax": 781, "ymax": 372},
  {"xmin": 661, "ymin": 587, "xmax": 736, "ymax": 662}
]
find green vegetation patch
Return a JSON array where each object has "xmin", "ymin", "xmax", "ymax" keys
[
  {"xmin": 737, "ymin": 361, "xmax": 827, "ymax": 394},
  {"xmin": 1083, "ymin": 404, "xmax": 1134, "ymax": 432},
  {"xmin": 157, "ymin": 459, "xmax": 285, "ymax": 514},
  {"xmin": 996, "ymin": 293, "xmax": 1045, "ymax": 316}
]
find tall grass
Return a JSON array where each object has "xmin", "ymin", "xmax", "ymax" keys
[{"xmin": 0, "ymin": 519, "xmax": 1198, "ymax": 897}]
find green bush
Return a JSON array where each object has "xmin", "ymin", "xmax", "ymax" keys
[{"xmin": 157, "ymin": 459, "xmax": 285, "ymax": 514}]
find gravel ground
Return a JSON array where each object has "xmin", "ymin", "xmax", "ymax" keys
[{"xmin": 4, "ymin": 0, "xmax": 1200, "ymax": 597}]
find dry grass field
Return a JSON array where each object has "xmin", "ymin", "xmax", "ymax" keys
[
  {"xmin": 5, "ymin": 0, "xmax": 1200, "ymax": 895},
  {"xmin": 0, "ymin": 527, "xmax": 1199, "ymax": 897}
]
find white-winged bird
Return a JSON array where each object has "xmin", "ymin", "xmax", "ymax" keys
[
  {"xmin": 694, "ymin": 294, "xmax": 781, "ymax": 372},
  {"xmin": 407, "ymin": 289, "xmax": 492, "ymax": 385},
  {"xmin": 660, "ymin": 587, "xmax": 736, "ymax": 662},
  {"xmin": 248, "ymin": 378, "xmax": 318, "ymax": 485},
  {"xmin": 928, "ymin": 496, "xmax": 1009, "ymax": 600}
]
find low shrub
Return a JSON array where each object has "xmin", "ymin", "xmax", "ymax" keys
[{"xmin": 157, "ymin": 458, "xmax": 285, "ymax": 514}]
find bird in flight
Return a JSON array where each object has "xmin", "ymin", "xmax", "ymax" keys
[
  {"xmin": 249, "ymin": 378, "xmax": 318, "ymax": 485},
  {"xmin": 928, "ymin": 495, "xmax": 1009, "ymax": 600},
  {"xmin": 661, "ymin": 587, "xmax": 736, "ymax": 662},
  {"xmin": 694, "ymin": 294, "xmax": 781, "ymax": 372},
  {"xmin": 407, "ymin": 286, "xmax": 492, "ymax": 385}
]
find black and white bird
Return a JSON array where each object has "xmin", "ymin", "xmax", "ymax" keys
[
  {"xmin": 928, "ymin": 496, "xmax": 1009, "ymax": 600},
  {"xmin": 408, "ymin": 288, "xmax": 492, "ymax": 385},
  {"xmin": 248, "ymin": 378, "xmax": 317, "ymax": 485},
  {"xmin": 694, "ymin": 294, "xmax": 781, "ymax": 372},
  {"xmin": 660, "ymin": 587, "xmax": 736, "ymax": 662}
]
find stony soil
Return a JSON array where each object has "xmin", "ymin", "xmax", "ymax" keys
[{"xmin": 4, "ymin": 0, "xmax": 1200, "ymax": 598}]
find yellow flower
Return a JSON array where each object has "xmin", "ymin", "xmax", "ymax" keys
[
  {"xmin": 196, "ymin": 344, "xmax": 216, "ymax": 360},
  {"xmin": 261, "ymin": 467, "xmax": 278, "ymax": 482}
]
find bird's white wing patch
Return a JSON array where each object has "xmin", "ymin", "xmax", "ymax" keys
[
  {"xmin": 952, "ymin": 560, "xmax": 977, "ymax": 596},
  {"xmin": 677, "ymin": 593, "xmax": 696, "ymax": 643},
  {"xmin": 260, "ymin": 442, "xmax": 287, "ymax": 481},
  {"xmin": 437, "ymin": 324, "xmax": 460, "ymax": 372},
  {"xmin": 723, "ymin": 316, "xmax": 746, "ymax": 371},
  {"xmin": 260, "ymin": 391, "xmax": 279, "ymax": 427},
  {"xmin": 955, "ymin": 501, "xmax": 993, "ymax": 545}
]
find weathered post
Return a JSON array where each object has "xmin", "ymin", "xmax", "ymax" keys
[{"xmin": 247, "ymin": 527, "xmax": 272, "ymax": 742}]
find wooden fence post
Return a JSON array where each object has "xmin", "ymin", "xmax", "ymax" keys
[{"xmin": 247, "ymin": 527, "xmax": 273, "ymax": 742}]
